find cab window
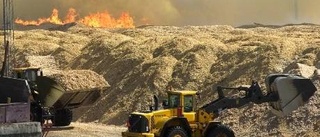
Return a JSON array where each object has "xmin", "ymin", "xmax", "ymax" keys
[
  {"xmin": 25, "ymin": 70, "xmax": 37, "ymax": 82},
  {"xmin": 169, "ymin": 94, "xmax": 180, "ymax": 108},
  {"xmin": 184, "ymin": 95, "xmax": 193, "ymax": 112}
]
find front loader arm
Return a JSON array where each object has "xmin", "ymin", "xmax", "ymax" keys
[
  {"xmin": 201, "ymin": 74, "xmax": 317, "ymax": 117},
  {"xmin": 201, "ymin": 81, "xmax": 278, "ymax": 116}
]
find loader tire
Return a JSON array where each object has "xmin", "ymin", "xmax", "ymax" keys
[
  {"xmin": 167, "ymin": 126, "xmax": 188, "ymax": 137},
  {"xmin": 30, "ymin": 102, "xmax": 44, "ymax": 124},
  {"xmin": 207, "ymin": 124, "xmax": 235, "ymax": 137},
  {"xmin": 52, "ymin": 109, "xmax": 72, "ymax": 126}
]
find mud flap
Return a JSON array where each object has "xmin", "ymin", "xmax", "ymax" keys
[{"xmin": 266, "ymin": 75, "xmax": 317, "ymax": 116}]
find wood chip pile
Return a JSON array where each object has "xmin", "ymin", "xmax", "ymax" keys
[
  {"xmin": 21, "ymin": 55, "xmax": 109, "ymax": 92},
  {"xmin": 46, "ymin": 70, "xmax": 109, "ymax": 92},
  {"xmin": 8, "ymin": 23, "xmax": 320, "ymax": 136},
  {"xmin": 25, "ymin": 55, "xmax": 59, "ymax": 69}
]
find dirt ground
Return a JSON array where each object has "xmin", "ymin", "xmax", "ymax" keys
[
  {"xmin": 1, "ymin": 23, "xmax": 320, "ymax": 136},
  {"xmin": 45, "ymin": 122, "xmax": 126, "ymax": 137}
]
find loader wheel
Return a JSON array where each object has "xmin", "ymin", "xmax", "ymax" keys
[
  {"xmin": 30, "ymin": 102, "xmax": 44, "ymax": 125},
  {"xmin": 52, "ymin": 109, "xmax": 73, "ymax": 126},
  {"xmin": 207, "ymin": 124, "xmax": 235, "ymax": 137},
  {"xmin": 167, "ymin": 126, "xmax": 188, "ymax": 137}
]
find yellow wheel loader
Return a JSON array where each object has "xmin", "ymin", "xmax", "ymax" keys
[{"xmin": 122, "ymin": 74, "xmax": 317, "ymax": 137}]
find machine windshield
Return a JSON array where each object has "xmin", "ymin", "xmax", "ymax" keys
[
  {"xmin": 25, "ymin": 70, "xmax": 38, "ymax": 82},
  {"xmin": 184, "ymin": 95, "xmax": 193, "ymax": 112},
  {"xmin": 169, "ymin": 94, "xmax": 180, "ymax": 108}
]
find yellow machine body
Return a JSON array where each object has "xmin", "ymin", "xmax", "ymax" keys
[{"xmin": 122, "ymin": 74, "xmax": 317, "ymax": 137}]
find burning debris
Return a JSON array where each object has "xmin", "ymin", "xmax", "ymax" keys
[{"xmin": 15, "ymin": 8, "xmax": 134, "ymax": 28}]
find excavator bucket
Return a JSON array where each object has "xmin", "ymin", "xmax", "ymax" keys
[
  {"xmin": 35, "ymin": 70, "xmax": 109, "ymax": 109},
  {"xmin": 266, "ymin": 74, "xmax": 317, "ymax": 116}
]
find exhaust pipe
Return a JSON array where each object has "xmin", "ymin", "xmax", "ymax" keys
[{"xmin": 153, "ymin": 95, "xmax": 159, "ymax": 111}]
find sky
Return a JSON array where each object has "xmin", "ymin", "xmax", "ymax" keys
[{"xmin": 1, "ymin": 0, "xmax": 320, "ymax": 26}]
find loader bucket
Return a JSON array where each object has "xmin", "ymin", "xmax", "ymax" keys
[
  {"xmin": 266, "ymin": 74, "xmax": 317, "ymax": 116},
  {"xmin": 35, "ymin": 75, "xmax": 108, "ymax": 109}
]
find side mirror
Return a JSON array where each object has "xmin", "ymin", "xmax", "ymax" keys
[
  {"xmin": 38, "ymin": 70, "xmax": 43, "ymax": 76},
  {"xmin": 162, "ymin": 99, "xmax": 168, "ymax": 109}
]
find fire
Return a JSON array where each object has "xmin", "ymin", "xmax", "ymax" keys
[
  {"xmin": 15, "ymin": 8, "xmax": 135, "ymax": 28},
  {"xmin": 79, "ymin": 11, "xmax": 134, "ymax": 28},
  {"xmin": 64, "ymin": 8, "xmax": 77, "ymax": 24},
  {"xmin": 15, "ymin": 8, "xmax": 64, "ymax": 26}
]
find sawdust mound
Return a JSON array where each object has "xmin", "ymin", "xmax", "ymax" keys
[
  {"xmin": 6, "ymin": 24, "xmax": 320, "ymax": 136},
  {"xmin": 21, "ymin": 55, "xmax": 109, "ymax": 92},
  {"xmin": 46, "ymin": 70, "xmax": 110, "ymax": 92},
  {"xmin": 24, "ymin": 55, "xmax": 59, "ymax": 69},
  {"xmin": 17, "ymin": 54, "xmax": 109, "ymax": 93},
  {"xmin": 69, "ymin": 25, "xmax": 320, "ymax": 136},
  {"xmin": 12, "ymin": 27, "xmax": 91, "ymax": 67}
]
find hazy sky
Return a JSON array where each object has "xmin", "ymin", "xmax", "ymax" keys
[{"xmin": 1, "ymin": 0, "xmax": 320, "ymax": 26}]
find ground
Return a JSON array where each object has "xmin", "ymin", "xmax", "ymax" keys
[{"xmin": 45, "ymin": 122, "xmax": 126, "ymax": 137}]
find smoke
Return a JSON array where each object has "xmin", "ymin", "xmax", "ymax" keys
[
  {"xmin": 170, "ymin": 0, "xmax": 320, "ymax": 26},
  {"xmin": 2, "ymin": 0, "xmax": 320, "ymax": 26}
]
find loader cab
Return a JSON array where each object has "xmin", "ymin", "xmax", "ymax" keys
[
  {"xmin": 165, "ymin": 91, "xmax": 197, "ymax": 111},
  {"xmin": 12, "ymin": 67, "xmax": 43, "ymax": 82},
  {"xmin": 165, "ymin": 90, "xmax": 197, "ymax": 122}
]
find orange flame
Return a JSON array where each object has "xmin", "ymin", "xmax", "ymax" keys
[
  {"xmin": 64, "ymin": 8, "xmax": 77, "ymax": 24},
  {"xmin": 79, "ymin": 11, "xmax": 134, "ymax": 28},
  {"xmin": 15, "ymin": 8, "xmax": 135, "ymax": 28}
]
